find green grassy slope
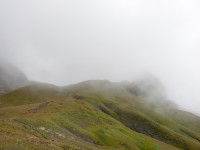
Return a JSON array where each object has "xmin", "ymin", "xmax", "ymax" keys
[
  {"xmin": 64, "ymin": 80, "xmax": 200, "ymax": 149},
  {"xmin": 0, "ymin": 81, "xmax": 200, "ymax": 150}
]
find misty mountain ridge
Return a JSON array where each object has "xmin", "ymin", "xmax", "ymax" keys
[
  {"xmin": 1, "ymin": 1, "xmax": 200, "ymax": 149},
  {"xmin": 125, "ymin": 74, "xmax": 178, "ymax": 107},
  {"xmin": 127, "ymin": 73, "xmax": 168, "ymax": 100},
  {"xmin": 0, "ymin": 64, "xmax": 200, "ymax": 150},
  {"xmin": 0, "ymin": 61, "xmax": 29, "ymax": 96},
  {"xmin": 0, "ymin": 63, "xmax": 176, "ymax": 107},
  {"xmin": 0, "ymin": 78, "xmax": 200, "ymax": 149}
]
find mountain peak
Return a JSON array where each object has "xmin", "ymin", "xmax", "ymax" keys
[{"xmin": 0, "ymin": 61, "xmax": 29, "ymax": 96}]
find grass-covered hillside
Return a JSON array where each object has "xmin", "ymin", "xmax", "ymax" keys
[{"xmin": 0, "ymin": 80, "xmax": 200, "ymax": 150}]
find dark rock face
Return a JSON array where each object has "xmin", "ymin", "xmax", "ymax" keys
[{"xmin": 0, "ymin": 62, "xmax": 29, "ymax": 96}]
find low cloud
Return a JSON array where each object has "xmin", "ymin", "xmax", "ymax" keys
[{"xmin": 0, "ymin": 0, "xmax": 200, "ymax": 114}]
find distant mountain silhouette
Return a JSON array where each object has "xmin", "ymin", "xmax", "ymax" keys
[
  {"xmin": 0, "ymin": 61, "xmax": 29, "ymax": 96},
  {"xmin": 126, "ymin": 73, "xmax": 177, "ymax": 107}
]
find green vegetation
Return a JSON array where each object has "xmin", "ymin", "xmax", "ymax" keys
[{"xmin": 0, "ymin": 80, "xmax": 200, "ymax": 149}]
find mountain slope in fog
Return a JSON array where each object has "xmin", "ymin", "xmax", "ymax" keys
[
  {"xmin": 127, "ymin": 74, "xmax": 167, "ymax": 100},
  {"xmin": 126, "ymin": 74, "xmax": 177, "ymax": 108},
  {"xmin": 0, "ymin": 80, "xmax": 200, "ymax": 150},
  {"xmin": 0, "ymin": 62, "xmax": 29, "ymax": 96}
]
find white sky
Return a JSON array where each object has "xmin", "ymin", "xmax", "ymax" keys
[{"xmin": 0, "ymin": 0, "xmax": 200, "ymax": 114}]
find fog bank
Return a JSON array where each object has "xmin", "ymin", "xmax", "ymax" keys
[{"xmin": 0, "ymin": 0, "xmax": 200, "ymax": 114}]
